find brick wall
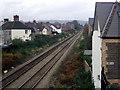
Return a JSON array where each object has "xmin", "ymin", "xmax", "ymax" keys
[{"xmin": 102, "ymin": 39, "xmax": 120, "ymax": 85}]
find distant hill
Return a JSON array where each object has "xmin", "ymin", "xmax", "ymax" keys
[{"xmin": 39, "ymin": 20, "xmax": 87, "ymax": 25}]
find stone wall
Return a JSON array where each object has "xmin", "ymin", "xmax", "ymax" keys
[{"xmin": 102, "ymin": 39, "xmax": 120, "ymax": 85}]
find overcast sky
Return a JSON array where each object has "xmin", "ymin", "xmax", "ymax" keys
[{"xmin": 0, "ymin": 0, "xmax": 116, "ymax": 21}]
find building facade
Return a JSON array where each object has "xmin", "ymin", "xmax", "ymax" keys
[
  {"xmin": 92, "ymin": 2, "xmax": 120, "ymax": 88},
  {"xmin": 1, "ymin": 15, "xmax": 32, "ymax": 46}
]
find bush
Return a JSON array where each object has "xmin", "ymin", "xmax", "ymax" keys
[
  {"xmin": 79, "ymin": 40, "xmax": 87, "ymax": 51},
  {"xmin": 2, "ymin": 53, "xmax": 24, "ymax": 71},
  {"xmin": 12, "ymin": 39, "xmax": 25, "ymax": 48},
  {"xmin": 2, "ymin": 53, "xmax": 14, "ymax": 70},
  {"xmin": 53, "ymin": 32, "xmax": 94, "ymax": 88},
  {"xmin": 83, "ymin": 56, "xmax": 92, "ymax": 65},
  {"xmin": 74, "ymin": 71, "xmax": 94, "ymax": 88},
  {"xmin": 2, "ymin": 34, "xmax": 68, "ymax": 71}
]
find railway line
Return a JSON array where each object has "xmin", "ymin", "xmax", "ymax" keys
[
  {"xmin": 1, "ymin": 34, "xmax": 73, "ymax": 89},
  {"xmin": 1, "ymin": 31, "xmax": 82, "ymax": 89}
]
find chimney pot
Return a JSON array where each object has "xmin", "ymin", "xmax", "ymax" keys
[
  {"xmin": 4, "ymin": 18, "xmax": 9, "ymax": 23},
  {"xmin": 14, "ymin": 15, "xmax": 19, "ymax": 21},
  {"xmin": 33, "ymin": 20, "xmax": 36, "ymax": 23}
]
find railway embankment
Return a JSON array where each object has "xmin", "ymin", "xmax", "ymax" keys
[
  {"xmin": 1, "ymin": 32, "xmax": 80, "ymax": 89},
  {"xmin": 49, "ymin": 30, "xmax": 94, "ymax": 88},
  {"xmin": 2, "ymin": 33, "xmax": 70, "ymax": 73}
]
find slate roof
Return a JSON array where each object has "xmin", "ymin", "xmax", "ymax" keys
[
  {"xmin": 25, "ymin": 22, "xmax": 36, "ymax": 29},
  {"xmin": 25, "ymin": 22, "xmax": 44, "ymax": 32},
  {"xmin": 37, "ymin": 22, "xmax": 44, "ymax": 31},
  {"xmin": 51, "ymin": 24, "xmax": 61, "ymax": 29},
  {"xmin": 43, "ymin": 24, "xmax": 53, "ymax": 30},
  {"xmin": 2, "ymin": 21, "xmax": 31, "ymax": 30},
  {"xmin": 94, "ymin": 2, "xmax": 120, "ymax": 38}
]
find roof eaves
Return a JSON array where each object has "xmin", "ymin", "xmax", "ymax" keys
[{"xmin": 96, "ymin": 2, "xmax": 115, "ymax": 4}]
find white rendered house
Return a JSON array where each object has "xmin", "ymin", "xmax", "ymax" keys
[
  {"xmin": 50, "ymin": 25, "xmax": 62, "ymax": 34},
  {"xmin": 42, "ymin": 25, "xmax": 52, "ymax": 35},
  {"xmin": 1, "ymin": 15, "xmax": 32, "ymax": 46},
  {"xmin": 11, "ymin": 29, "xmax": 31, "ymax": 41},
  {"xmin": 42, "ymin": 28, "xmax": 51, "ymax": 35},
  {"xmin": 2, "ymin": 21, "xmax": 32, "ymax": 42}
]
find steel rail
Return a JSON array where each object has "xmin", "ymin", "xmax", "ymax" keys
[
  {"xmin": 1, "ymin": 34, "xmax": 75, "ymax": 89},
  {"xmin": 18, "ymin": 33, "xmax": 79, "ymax": 89}
]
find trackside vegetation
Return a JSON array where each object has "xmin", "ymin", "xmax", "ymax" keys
[
  {"xmin": 2, "ymin": 34, "xmax": 70, "ymax": 72},
  {"xmin": 51, "ymin": 29, "xmax": 94, "ymax": 89}
]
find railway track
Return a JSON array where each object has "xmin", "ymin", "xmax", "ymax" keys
[
  {"xmin": 1, "ymin": 32, "xmax": 82, "ymax": 89},
  {"xmin": 1, "ymin": 35, "xmax": 73, "ymax": 89}
]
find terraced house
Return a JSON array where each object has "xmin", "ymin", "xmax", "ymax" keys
[{"xmin": 92, "ymin": 2, "xmax": 120, "ymax": 88}]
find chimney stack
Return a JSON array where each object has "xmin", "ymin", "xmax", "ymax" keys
[
  {"xmin": 4, "ymin": 18, "xmax": 9, "ymax": 23},
  {"xmin": 33, "ymin": 20, "xmax": 36, "ymax": 23},
  {"xmin": 14, "ymin": 15, "xmax": 19, "ymax": 21}
]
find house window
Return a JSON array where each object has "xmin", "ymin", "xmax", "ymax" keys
[
  {"xmin": 107, "ymin": 62, "xmax": 114, "ymax": 65},
  {"xmin": 25, "ymin": 30, "xmax": 28, "ymax": 34}
]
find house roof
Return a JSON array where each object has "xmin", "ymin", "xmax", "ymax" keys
[
  {"xmin": 43, "ymin": 24, "xmax": 53, "ymax": 30},
  {"xmin": 94, "ymin": 2, "xmax": 120, "ymax": 38},
  {"xmin": 2, "ymin": 21, "xmax": 31, "ymax": 30},
  {"xmin": 24, "ymin": 22, "xmax": 35, "ymax": 31},
  {"xmin": 25, "ymin": 22, "xmax": 44, "ymax": 32},
  {"xmin": 51, "ymin": 24, "xmax": 61, "ymax": 29},
  {"xmin": 25, "ymin": 22, "xmax": 36, "ymax": 28},
  {"xmin": 37, "ymin": 22, "xmax": 44, "ymax": 31}
]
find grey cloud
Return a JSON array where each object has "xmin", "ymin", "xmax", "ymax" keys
[{"xmin": 0, "ymin": 0, "xmax": 96, "ymax": 21}]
